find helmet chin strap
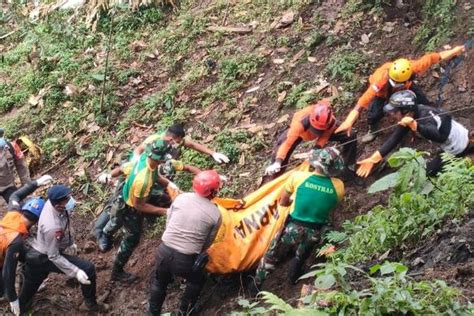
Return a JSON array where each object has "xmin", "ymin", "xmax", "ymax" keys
[{"xmin": 389, "ymin": 78, "xmax": 405, "ymax": 89}]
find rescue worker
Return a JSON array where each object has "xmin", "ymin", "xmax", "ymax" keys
[
  {"xmin": 109, "ymin": 140, "xmax": 179, "ymax": 283},
  {"xmin": 132, "ymin": 123, "xmax": 230, "ymax": 164},
  {"xmin": 148, "ymin": 170, "xmax": 222, "ymax": 315},
  {"xmin": 251, "ymin": 147, "xmax": 345, "ymax": 295},
  {"xmin": 335, "ymin": 45, "xmax": 466, "ymax": 143},
  {"xmin": 94, "ymin": 153, "xmax": 201, "ymax": 252},
  {"xmin": 0, "ymin": 129, "xmax": 31, "ymax": 203},
  {"xmin": 0, "ymin": 175, "xmax": 52, "ymax": 316},
  {"xmin": 356, "ymin": 90, "xmax": 473, "ymax": 177},
  {"xmin": 19, "ymin": 184, "xmax": 109, "ymax": 313},
  {"xmin": 264, "ymin": 100, "xmax": 356, "ymax": 178}
]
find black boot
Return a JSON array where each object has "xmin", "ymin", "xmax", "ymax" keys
[
  {"xmin": 80, "ymin": 299, "xmax": 110, "ymax": 312},
  {"xmin": 288, "ymin": 258, "xmax": 304, "ymax": 285},
  {"xmin": 111, "ymin": 266, "xmax": 139, "ymax": 283},
  {"xmin": 98, "ymin": 232, "xmax": 113, "ymax": 252}
]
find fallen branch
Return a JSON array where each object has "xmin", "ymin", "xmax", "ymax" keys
[
  {"xmin": 0, "ymin": 30, "xmax": 17, "ymax": 40},
  {"xmin": 207, "ymin": 26, "xmax": 252, "ymax": 34}
]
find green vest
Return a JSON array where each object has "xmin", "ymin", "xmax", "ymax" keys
[{"xmin": 291, "ymin": 174, "xmax": 338, "ymax": 225}]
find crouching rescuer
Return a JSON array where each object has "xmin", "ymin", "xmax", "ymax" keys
[
  {"xmin": 148, "ymin": 170, "xmax": 222, "ymax": 315},
  {"xmin": 356, "ymin": 90, "xmax": 472, "ymax": 178},
  {"xmin": 19, "ymin": 185, "xmax": 108, "ymax": 313},
  {"xmin": 250, "ymin": 147, "xmax": 345, "ymax": 295}
]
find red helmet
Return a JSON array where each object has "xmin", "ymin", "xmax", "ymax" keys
[
  {"xmin": 309, "ymin": 100, "xmax": 335, "ymax": 131},
  {"xmin": 192, "ymin": 170, "xmax": 221, "ymax": 197}
]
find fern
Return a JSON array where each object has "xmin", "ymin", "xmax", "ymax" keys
[{"xmin": 324, "ymin": 230, "xmax": 348, "ymax": 244}]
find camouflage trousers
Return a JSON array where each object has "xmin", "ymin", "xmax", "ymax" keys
[
  {"xmin": 255, "ymin": 221, "xmax": 322, "ymax": 285},
  {"xmin": 113, "ymin": 204, "xmax": 144, "ymax": 270}
]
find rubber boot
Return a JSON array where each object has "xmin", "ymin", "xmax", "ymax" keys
[
  {"xmin": 98, "ymin": 232, "xmax": 113, "ymax": 253},
  {"xmin": 111, "ymin": 265, "xmax": 139, "ymax": 284},
  {"xmin": 80, "ymin": 299, "xmax": 110, "ymax": 312},
  {"xmin": 288, "ymin": 257, "xmax": 304, "ymax": 285}
]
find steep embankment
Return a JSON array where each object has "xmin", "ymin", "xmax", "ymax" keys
[{"xmin": 0, "ymin": 0, "xmax": 473, "ymax": 314}]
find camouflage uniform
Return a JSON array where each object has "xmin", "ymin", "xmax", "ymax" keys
[
  {"xmin": 254, "ymin": 147, "xmax": 345, "ymax": 287},
  {"xmin": 0, "ymin": 140, "xmax": 30, "ymax": 203},
  {"xmin": 255, "ymin": 221, "xmax": 321, "ymax": 285}
]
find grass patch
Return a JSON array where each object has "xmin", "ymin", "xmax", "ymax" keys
[{"xmin": 413, "ymin": 0, "xmax": 457, "ymax": 50}]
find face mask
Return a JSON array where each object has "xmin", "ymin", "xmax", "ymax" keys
[{"xmin": 65, "ymin": 197, "xmax": 76, "ymax": 213}]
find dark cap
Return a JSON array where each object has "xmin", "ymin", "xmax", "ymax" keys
[{"xmin": 47, "ymin": 184, "xmax": 72, "ymax": 203}]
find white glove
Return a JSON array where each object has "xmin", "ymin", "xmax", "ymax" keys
[
  {"xmin": 36, "ymin": 175, "xmax": 53, "ymax": 186},
  {"xmin": 76, "ymin": 269, "xmax": 91, "ymax": 285},
  {"xmin": 97, "ymin": 173, "xmax": 112, "ymax": 184},
  {"xmin": 10, "ymin": 299, "xmax": 20, "ymax": 316},
  {"xmin": 265, "ymin": 162, "xmax": 281, "ymax": 175},
  {"xmin": 167, "ymin": 182, "xmax": 179, "ymax": 191},
  {"xmin": 131, "ymin": 153, "xmax": 140, "ymax": 163},
  {"xmin": 212, "ymin": 152, "xmax": 230, "ymax": 164},
  {"xmin": 219, "ymin": 175, "xmax": 228, "ymax": 182}
]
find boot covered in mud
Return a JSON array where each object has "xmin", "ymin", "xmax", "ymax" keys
[
  {"xmin": 361, "ymin": 124, "xmax": 379, "ymax": 143},
  {"xmin": 80, "ymin": 299, "xmax": 110, "ymax": 312},
  {"xmin": 288, "ymin": 257, "xmax": 304, "ymax": 284},
  {"xmin": 111, "ymin": 265, "xmax": 139, "ymax": 284},
  {"xmin": 98, "ymin": 232, "xmax": 113, "ymax": 253}
]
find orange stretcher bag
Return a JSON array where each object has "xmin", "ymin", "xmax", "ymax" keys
[{"xmin": 206, "ymin": 162, "xmax": 310, "ymax": 274}]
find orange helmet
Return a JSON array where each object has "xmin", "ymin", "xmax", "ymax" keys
[{"xmin": 310, "ymin": 101, "xmax": 335, "ymax": 131}]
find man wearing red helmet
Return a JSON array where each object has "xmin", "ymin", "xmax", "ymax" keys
[
  {"xmin": 148, "ymin": 170, "xmax": 222, "ymax": 316},
  {"xmin": 265, "ymin": 99, "xmax": 356, "ymax": 178}
]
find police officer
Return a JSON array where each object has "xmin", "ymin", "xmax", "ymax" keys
[
  {"xmin": 148, "ymin": 170, "xmax": 222, "ymax": 315},
  {"xmin": 19, "ymin": 185, "xmax": 108, "ymax": 313},
  {"xmin": 0, "ymin": 129, "xmax": 30, "ymax": 203}
]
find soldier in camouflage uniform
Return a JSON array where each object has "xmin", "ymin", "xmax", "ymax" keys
[
  {"xmin": 0, "ymin": 129, "xmax": 30, "ymax": 203},
  {"xmin": 98, "ymin": 140, "xmax": 178, "ymax": 283},
  {"xmin": 250, "ymin": 147, "xmax": 345, "ymax": 295},
  {"xmin": 95, "ymin": 155, "xmax": 200, "ymax": 252}
]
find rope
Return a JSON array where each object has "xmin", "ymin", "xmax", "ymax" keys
[{"xmin": 277, "ymin": 103, "xmax": 474, "ymax": 171}]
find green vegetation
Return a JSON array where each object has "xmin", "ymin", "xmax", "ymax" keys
[
  {"xmin": 244, "ymin": 149, "xmax": 473, "ymax": 315},
  {"xmin": 341, "ymin": 149, "xmax": 473, "ymax": 263},
  {"xmin": 242, "ymin": 260, "xmax": 471, "ymax": 315},
  {"xmin": 324, "ymin": 48, "xmax": 370, "ymax": 92},
  {"xmin": 414, "ymin": 0, "xmax": 457, "ymax": 50},
  {"xmin": 343, "ymin": 0, "xmax": 387, "ymax": 14}
]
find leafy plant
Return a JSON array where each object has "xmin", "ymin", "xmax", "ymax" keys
[
  {"xmin": 368, "ymin": 148, "xmax": 429, "ymax": 194},
  {"xmin": 324, "ymin": 49, "xmax": 369, "ymax": 91},
  {"xmin": 248, "ymin": 261, "xmax": 473, "ymax": 315},
  {"xmin": 414, "ymin": 0, "xmax": 456, "ymax": 50},
  {"xmin": 342, "ymin": 150, "xmax": 474, "ymax": 263}
]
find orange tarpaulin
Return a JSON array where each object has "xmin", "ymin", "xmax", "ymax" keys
[{"xmin": 206, "ymin": 162, "xmax": 310, "ymax": 274}]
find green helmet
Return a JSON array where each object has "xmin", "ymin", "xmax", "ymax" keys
[
  {"xmin": 146, "ymin": 140, "xmax": 171, "ymax": 161},
  {"xmin": 310, "ymin": 147, "xmax": 344, "ymax": 176}
]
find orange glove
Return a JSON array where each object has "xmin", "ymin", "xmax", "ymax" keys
[
  {"xmin": 439, "ymin": 45, "xmax": 465, "ymax": 60},
  {"xmin": 356, "ymin": 151, "xmax": 383, "ymax": 178},
  {"xmin": 398, "ymin": 117, "xmax": 417, "ymax": 131},
  {"xmin": 335, "ymin": 109, "xmax": 359, "ymax": 136}
]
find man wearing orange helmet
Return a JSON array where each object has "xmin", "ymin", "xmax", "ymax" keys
[
  {"xmin": 148, "ymin": 170, "xmax": 222, "ymax": 315},
  {"xmin": 335, "ymin": 45, "xmax": 466, "ymax": 143},
  {"xmin": 265, "ymin": 100, "xmax": 356, "ymax": 178}
]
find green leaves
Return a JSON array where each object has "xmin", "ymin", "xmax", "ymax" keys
[
  {"xmin": 315, "ymin": 274, "xmax": 336, "ymax": 290},
  {"xmin": 368, "ymin": 172, "xmax": 399, "ymax": 193}
]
